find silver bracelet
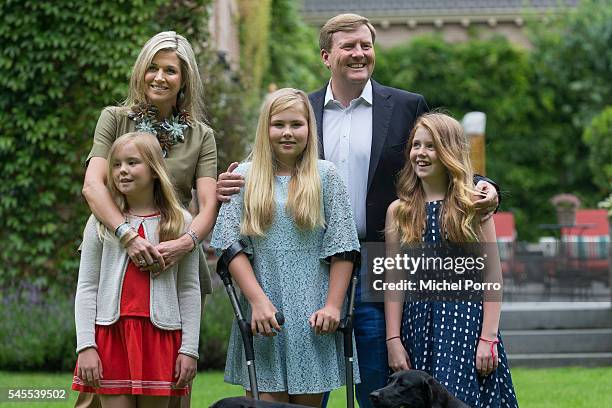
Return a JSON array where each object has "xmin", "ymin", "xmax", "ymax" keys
[
  {"xmin": 185, "ymin": 229, "xmax": 199, "ymax": 252},
  {"xmin": 114, "ymin": 222, "xmax": 132, "ymax": 239}
]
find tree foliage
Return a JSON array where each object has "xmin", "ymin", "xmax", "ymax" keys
[
  {"xmin": 238, "ymin": 0, "xmax": 272, "ymax": 103},
  {"xmin": 263, "ymin": 0, "xmax": 327, "ymax": 93},
  {"xmin": 583, "ymin": 107, "xmax": 612, "ymax": 194},
  {"xmin": 525, "ymin": 0, "xmax": 611, "ymax": 209},
  {"xmin": 529, "ymin": 0, "xmax": 612, "ymax": 130}
]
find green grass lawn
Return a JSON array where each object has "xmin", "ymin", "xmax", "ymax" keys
[{"xmin": 0, "ymin": 367, "xmax": 611, "ymax": 407}]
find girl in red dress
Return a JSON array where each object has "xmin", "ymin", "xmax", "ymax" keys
[{"xmin": 72, "ymin": 132, "xmax": 201, "ymax": 408}]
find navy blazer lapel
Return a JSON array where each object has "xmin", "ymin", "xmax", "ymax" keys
[
  {"xmin": 368, "ymin": 80, "xmax": 393, "ymax": 193},
  {"xmin": 309, "ymin": 86, "xmax": 326, "ymax": 159}
]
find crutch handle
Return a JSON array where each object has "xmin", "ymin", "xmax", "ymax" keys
[
  {"xmin": 275, "ymin": 311, "xmax": 285, "ymax": 326},
  {"xmin": 338, "ymin": 316, "xmax": 351, "ymax": 332}
]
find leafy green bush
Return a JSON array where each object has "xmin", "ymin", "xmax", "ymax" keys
[
  {"xmin": 264, "ymin": 0, "xmax": 327, "ymax": 93},
  {"xmin": 583, "ymin": 107, "xmax": 612, "ymax": 194},
  {"xmin": 525, "ymin": 0, "xmax": 611, "ymax": 215}
]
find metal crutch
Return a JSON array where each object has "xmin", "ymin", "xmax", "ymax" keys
[
  {"xmin": 337, "ymin": 250, "xmax": 361, "ymax": 408},
  {"xmin": 216, "ymin": 241, "xmax": 284, "ymax": 400}
]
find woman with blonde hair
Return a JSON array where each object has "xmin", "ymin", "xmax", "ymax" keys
[
  {"xmin": 73, "ymin": 132, "xmax": 200, "ymax": 407},
  {"xmin": 384, "ymin": 113, "xmax": 518, "ymax": 407},
  {"xmin": 211, "ymin": 88, "xmax": 360, "ymax": 407},
  {"xmin": 78, "ymin": 31, "xmax": 217, "ymax": 408}
]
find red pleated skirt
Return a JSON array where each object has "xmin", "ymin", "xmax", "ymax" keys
[{"xmin": 72, "ymin": 317, "xmax": 188, "ymax": 396}]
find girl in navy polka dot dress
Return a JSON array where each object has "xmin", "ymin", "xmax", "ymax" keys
[{"xmin": 384, "ymin": 113, "xmax": 518, "ymax": 407}]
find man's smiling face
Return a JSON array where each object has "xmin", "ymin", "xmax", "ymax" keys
[{"xmin": 321, "ymin": 24, "xmax": 375, "ymax": 89}]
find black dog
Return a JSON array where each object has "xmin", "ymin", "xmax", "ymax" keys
[
  {"xmin": 369, "ymin": 370, "xmax": 469, "ymax": 408},
  {"xmin": 211, "ymin": 396, "xmax": 312, "ymax": 408}
]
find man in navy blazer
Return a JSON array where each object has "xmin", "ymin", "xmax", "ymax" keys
[
  {"xmin": 309, "ymin": 15, "xmax": 498, "ymax": 408},
  {"xmin": 217, "ymin": 13, "xmax": 499, "ymax": 408},
  {"xmin": 312, "ymin": 15, "xmax": 427, "ymax": 408},
  {"xmin": 309, "ymin": 79, "xmax": 430, "ymax": 243}
]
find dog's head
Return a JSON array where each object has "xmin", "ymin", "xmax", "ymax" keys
[{"xmin": 369, "ymin": 370, "xmax": 437, "ymax": 408}]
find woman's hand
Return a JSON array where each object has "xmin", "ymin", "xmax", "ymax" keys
[
  {"xmin": 126, "ymin": 235, "xmax": 165, "ymax": 274},
  {"xmin": 77, "ymin": 348, "xmax": 103, "ymax": 387},
  {"xmin": 387, "ymin": 338, "xmax": 411, "ymax": 372},
  {"xmin": 309, "ymin": 305, "xmax": 341, "ymax": 335},
  {"xmin": 156, "ymin": 234, "xmax": 194, "ymax": 273},
  {"xmin": 476, "ymin": 338, "xmax": 499, "ymax": 377},
  {"xmin": 473, "ymin": 180, "xmax": 498, "ymax": 221},
  {"xmin": 174, "ymin": 354, "xmax": 197, "ymax": 388},
  {"xmin": 250, "ymin": 298, "xmax": 281, "ymax": 337}
]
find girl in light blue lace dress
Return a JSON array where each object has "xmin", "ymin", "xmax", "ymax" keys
[
  {"xmin": 384, "ymin": 113, "xmax": 518, "ymax": 407},
  {"xmin": 211, "ymin": 88, "xmax": 360, "ymax": 407}
]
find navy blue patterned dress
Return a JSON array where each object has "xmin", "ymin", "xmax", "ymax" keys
[{"xmin": 401, "ymin": 201, "xmax": 518, "ymax": 407}]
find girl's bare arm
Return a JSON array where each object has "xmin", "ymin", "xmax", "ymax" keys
[
  {"xmin": 384, "ymin": 200, "xmax": 412, "ymax": 371},
  {"xmin": 384, "ymin": 200, "xmax": 405, "ymax": 340},
  {"xmin": 478, "ymin": 217, "xmax": 503, "ymax": 339},
  {"xmin": 228, "ymin": 253, "xmax": 281, "ymax": 336}
]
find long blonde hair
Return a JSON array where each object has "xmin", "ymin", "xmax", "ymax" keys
[
  {"xmin": 102, "ymin": 132, "xmax": 185, "ymax": 242},
  {"xmin": 122, "ymin": 31, "xmax": 205, "ymax": 121},
  {"xmin": 241, "ymin": 88, "xmax": 324, "ymax": 236},
  {"xmin": 392, "ymin": 113, "xmax": 478, "ymax": 244}
]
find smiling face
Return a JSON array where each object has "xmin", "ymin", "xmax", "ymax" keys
[
  {"xmin": 268, "ymin": 106, "xmax": 309, "ymax": 173},
  {"xmin": 321, "ymin": 24, "xmax": 375, "ymax": 89},
  {"xmin": 111, "ymin": 141, "xmax": 156, "ymax": 199},
  {"xmin": 144, "ymin": 50, "xmax": 182, "ymax": 116},
  {"xmin": 409, "ymin": 127, "xmax": 446, "ymax": 183}
]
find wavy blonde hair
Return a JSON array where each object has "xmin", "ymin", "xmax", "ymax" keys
[
  {"xmin": 392, "ymin": 113, "xmax": 478, "ymax": 244},
  {"xmin": 101, "ymin": 132, "xmax": 185, "ymax": 242},
  {"xmin": 122, "ymin": 31, "xmax": 205, "ymax": 121},
  {"xmin": 241, "ymin": 88, "xmax": 324, "ymax": 236}
]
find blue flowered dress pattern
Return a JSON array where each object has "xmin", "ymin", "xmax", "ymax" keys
[
  {"xmin": 401, "ymin": 200, "xmax": 519, "ymax": 407},
  {"xmin": 211, "ymin": 160, "xmax": 361, "ymax": 394}
]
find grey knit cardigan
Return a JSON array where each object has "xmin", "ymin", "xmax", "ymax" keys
[{"xmin": 74, "ymin": 212, "xmax": 201, "ymax": 359}]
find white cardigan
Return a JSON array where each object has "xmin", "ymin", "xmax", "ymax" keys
[{"xmin": 74, "ymin": 212, "xmax": 201, "ymax": 359}]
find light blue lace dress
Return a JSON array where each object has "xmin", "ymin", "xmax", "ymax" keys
[{"xmin": 211, "ymin": 160, "xmax": 361, "ymax": 394}]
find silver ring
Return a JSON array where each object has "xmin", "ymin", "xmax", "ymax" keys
[{"xmin": 138, "ymin": 260, "xmax": 146, "ymax": 266}]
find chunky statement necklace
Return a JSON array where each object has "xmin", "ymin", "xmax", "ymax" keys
[{"xmin": 128, "ymin": 102, "xmax": 192, "ymax": 157}]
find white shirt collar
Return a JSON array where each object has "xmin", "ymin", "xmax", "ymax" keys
[{"xmin": 324, "ymin": 79, "xmax": 373, "ymax": 107}]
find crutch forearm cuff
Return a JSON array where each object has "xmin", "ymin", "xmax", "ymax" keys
[{"xmin": 220, "ymin": 239, "xmax": 249, "ymax": 268}]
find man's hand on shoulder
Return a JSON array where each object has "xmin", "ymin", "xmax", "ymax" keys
[{"xmin": 216, "ymin": 162, "xmax": 245, "ymax": 202}]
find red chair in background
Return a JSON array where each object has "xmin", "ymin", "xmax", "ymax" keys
[
  {"xmin": 493, "ymin": 212, "xmax": 516, "ymax": 278},
  {"xmin": 561, "ymin": 209, "xmax": 610, "ymax": 284}
]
